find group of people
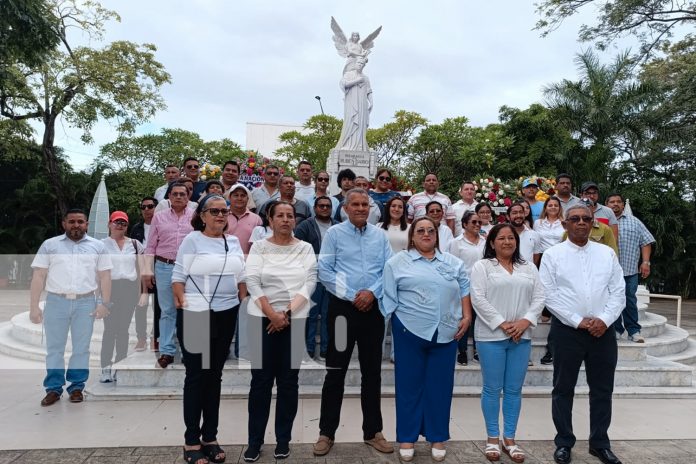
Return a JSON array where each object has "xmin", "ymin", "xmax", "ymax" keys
[{"xmin": 28, "ymin": 157, "xmax": 656, "ymax": 464}]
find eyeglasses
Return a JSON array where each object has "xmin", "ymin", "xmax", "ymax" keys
[
  {"xmin": 468, "ymin": 220, "xmax": 483, "ymax": 225},
  {"xmin": 170, "ymin": 192, "xmax": 187, "ymax": 197},
  {"xmin": 317, "ymin": 177, "xmax": 330, "ymax": 182},
  {"xmin": 112, "ymin": 220, "xmax": 128, "ymax": 227},
  {"xmin": 140, "ymin": 204, "xmax": 155, "ymax": 210},
  {"xmin": 203, "ymin": 208, "xmax": 230, "ymax": 216},
  {"xmin": 378, "ymin": 176, "xmax": 391, "ymax": 182},
  {"xmin": 414, "ymin": 228, "xmax": 436, "ymax": 235},
  {"xmin": 316, "ymin": 204, "xmax": 332, "ymax": 209},
  {"xmin": 478, "ymin": 210, "xmax": 492, "ymax": 215},
  {"xmin": 185, "ymin": 164, "xmax": 199, "ymax": 170},
  {"xmin": 266, "ymin": 172, "xmax": 279, "ymax": 176},
  {"xmin": 566, "ymin": 216, "xmax": 593, "ymax": 223}
]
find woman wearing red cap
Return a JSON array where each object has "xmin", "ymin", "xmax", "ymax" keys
[{"xmin": 99, "ymin": 211, "xmax": 146, "ymax": 383}]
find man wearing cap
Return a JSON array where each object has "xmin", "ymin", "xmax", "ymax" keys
[
  {"xmin": 580, "ymin": 182, "xmax": 619, "ymax": 240},
  {"xmin": 540, "ymin": 203, "xmax": 625, "ymax": 464},
  {"xmin": 144, "ymin": 181, "xmax": 195, "ymax": 368},
  {"xmin": 29, "ymin": 208, "xmax": 113, "ymax": 406},
  {"xmin": 521, "ymin": 178, "xmax": 544, "ymax": 222},
  {"xmin": 606, "ymin": 193, "xmax": 655, "ymax": 343},
  {"xmin": 227, "ymin": 183, "xmax": 262, "ymax": 255},
  {"xmin": 555, "ymin": 174, "xmax": 581, "ymax": 213}
]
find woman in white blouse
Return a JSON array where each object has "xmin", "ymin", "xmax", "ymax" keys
[
  {"xmin": 448, "ymin": 211, "xmax": 486, "ymax": 366},
  {"xmin": 470, "ymin": 224, "xmax": 545, "ymax": 463},
  {"xmin": 100, "ymin": 211, "xmax": 145, "ymax": 383},
  {"xmin": 475, "ymin": 202, "xmax": 495, "ymax": 235},
  {"xmin": 533, "ymin": 196, "xmax": 565, "ymax": 254},
  {"xmin": 172, "ymin": 194, "xmax": 247, "ymax": 464},
  {"xmin": 244, "ymin": 201, "xmax": 318, "ymax": 461},
  {"xmin": 425, "ymin": 201, "xmax": 454, "ymax": 253},
  {"xmin": 377, "ymin": 196, "xmax": 410, "ymax": 253}
]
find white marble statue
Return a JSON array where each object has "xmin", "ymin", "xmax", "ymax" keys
[{"xmin": 330, "ymin": 17, "xmax": 381, "ymax": 151}]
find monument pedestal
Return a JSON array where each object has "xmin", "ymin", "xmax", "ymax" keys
[{"xmin": 327, "ymin": 148, "xmax": 378, "ymax": 196}]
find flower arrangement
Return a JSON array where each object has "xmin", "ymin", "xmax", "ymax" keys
[
  {"xmin": 514, "ymin": 176, "xmax": 557, "ymax": 202},
  {"xmin": 238, "ymin": 151, "xmax": 284, "ymax": 189},
  {"xmin": 391, "ymin": 175, "xmax": 414, "ymax": 195},
  {"xmin": 199, "ymin": 163, "xmax": 221, "ymax": 181},
  {"xmin": 473, "ymin": 177, "xmax": 515, "ymax": 209}
]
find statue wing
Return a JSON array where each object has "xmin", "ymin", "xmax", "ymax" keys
[
  {"xmin": 330, "ymin": 16, "xmax": 349, "ymax": 58},
  {"xmin": 360, "ymin": 25, "xmax": 382, "ymax": 51}
]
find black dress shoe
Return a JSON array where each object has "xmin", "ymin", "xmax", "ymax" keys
[
  {"xmin": 554, "ymin": 446, "xmax": 572, "ymax": 464},
  {"xmin": 589, "ymin": 447, "xmax": 622, "ymax": 464}
]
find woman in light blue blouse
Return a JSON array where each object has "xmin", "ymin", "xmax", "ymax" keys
[{"xmin": 382, "ymin": 217, "xmax": 472, "ymax": 462}]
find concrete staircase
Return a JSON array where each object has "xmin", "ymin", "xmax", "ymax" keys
[{"xmin": 1, "ymin": 288, "xmax": 694, "ymax": 399}]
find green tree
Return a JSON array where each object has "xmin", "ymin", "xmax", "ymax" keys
[
  {"xmin": 0, "ymin": 0, "xmax": 171, "ymax": 215},
  {"xmin": 535, "ymin": 0, "xmax": 696, "ymax": 57},
  {"xmin": 367, "ymin": 110, "xmax": 427, "ymax": 174},
  {"xmin": 0, "ymin": 0, "xmax": 59, "ymax": 70},
  {"xmin": 543, "ymin": 49, "xmax": 658, "ymax": 182},
  {"xmin": 276, "ymin": 114, "xmax": 342, "ymax": 171}
]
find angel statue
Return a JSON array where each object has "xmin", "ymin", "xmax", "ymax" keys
[
  {"xmin": 331, "ymin": 17, "xmax": 382, "ymax": 73},
  {"xmin": 331, "ymin": 17, "xmax": 381, "ymax": 152}
]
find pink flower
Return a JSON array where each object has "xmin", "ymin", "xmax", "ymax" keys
[{"xmin": 246, "ymin": 168, "xmax": 253, "ymax": 175}]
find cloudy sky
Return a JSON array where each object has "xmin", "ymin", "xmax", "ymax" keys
[{"xmin": 52, "ymin": 0, "xmax": 603, "ymax": 170}]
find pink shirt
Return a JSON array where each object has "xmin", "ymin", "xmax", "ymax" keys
[
  {"xmin": 145, "ymin": 207, "xmax": 195, "ymax": 260},
  {"xmin": 227, "ymin": 209, "xmax": 263, "ymax": 255}
]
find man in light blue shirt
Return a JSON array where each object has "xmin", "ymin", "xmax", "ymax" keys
[{"xmin": 313, "ymin": 189, "xmax": 394, "ymax": 457}]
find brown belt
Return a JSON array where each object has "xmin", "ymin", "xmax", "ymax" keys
[
  {"xmin": 155, "ymin": 255, "xmax": 175, "ymax": 265},
  {"xmin": 48, "ymin": 291, "xmax": 95, "ymax": 300}
]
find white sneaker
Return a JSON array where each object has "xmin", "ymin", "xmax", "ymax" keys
[
  {"xmin": 615, "ymin": 331, "xmax": 623, "ymax": 341},
  {"xmin": 628, "ymin": 333, "xmax": 645, "ymax": 343},
  {"xmin": 99, "ymin": 367, "xmax": 112, "ymax": 383}
]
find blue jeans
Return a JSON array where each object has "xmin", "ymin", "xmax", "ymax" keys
[
  {"xmin": 306, "ymin": 282, "xmax": 329, "ymax": 356},
  {"xmin": 155, "ymin": 261, "xmax": 177, "ymax": 356},
  {"xmin": 477, "ymin": 338, "xmax": 531, "ymax": 438},
  {"xmin": 43, "ymin": 292, "xmax": 96, "ymax": 394},
  {"xmin": 613, "ymin": 273, "xmax": 641, "ymax": 336}
]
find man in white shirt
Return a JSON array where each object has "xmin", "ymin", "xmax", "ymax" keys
[
  {"xmin": 539, "ymin": 204, "xmax": 625, "ymax": 464},
  {"xmin": 29, "ymin": 209, "xmax": 113, "ymax": 406},
  {"xmin": 407, "ymin": 173, "xmax": 455, "ymax": 233},
  {"xmin": 508, "ymin": 202, "xmax": 541, "ymax": 266},
  {"xmin": 154, "ymin": 164, "xmax": 181, "ymax": 202},
  {"xmin": 452, "ymin": 180, "xmax": 478, "ymax": 237},
  {"xmin": 295, "ymin": 160, "xmax": 315, "ymax": 204}
]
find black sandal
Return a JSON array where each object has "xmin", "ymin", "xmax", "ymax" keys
[
  {"xmin": 202, "ymin": 443, "xmax": 226, "ymax": 463},
  {"xmin": 183, "ymin": 446, "xmax": 209, "ymax": 464}
]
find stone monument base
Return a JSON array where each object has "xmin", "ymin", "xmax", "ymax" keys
[{"xmin": 327, "ymin": 148, "xmax": 378, "ymax": 196}]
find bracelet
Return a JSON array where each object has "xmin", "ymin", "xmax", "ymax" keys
[{"xmin": 643, "ymin": 261, "xmax": 651, "ymax": 266}]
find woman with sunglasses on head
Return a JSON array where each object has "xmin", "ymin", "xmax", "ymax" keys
[
  {"xmin": 469, "ymin": 224, "xmax": 545, "ymax": 463},
  {"xmin": 99, "ymin": 211, "xmax": 146, "ymax": 383},
  {"xmin": 308, "ymin": 170, "xmax": 340, "ymax": 217},
  {"xmin": 475, "ymin": 202, "xmax": 495, "ymax": 235},
  {"xmin": 244, "ymin": 200, "xmax": 317, "ymax": 462},
  {"xmin": 383, "ymin": 217, "xmax": 472, "ymax": 462},
  {"xmin": 172, "ymin": 194, "xmax": 247, "ymax": 464},
  {"xmin": 449, "ymin": 211, "xmax": 486, "ymax": 366},
  {"xmin": 425, "ymin": 200, "xmax": 454, "ymax": 253}
]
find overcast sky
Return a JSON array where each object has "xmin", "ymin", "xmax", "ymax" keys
[{"xmin": 51, "ymin": 0, "xmax": 603, "ymax": 170}]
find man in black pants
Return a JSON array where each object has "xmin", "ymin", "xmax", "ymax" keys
[
  {"xmin": 539, "ymin": 204, "xmax": 626, "ymax": 464},
  {"xmin": 313, "ymin": 188, "xmax": 394, "ymax": 457}
]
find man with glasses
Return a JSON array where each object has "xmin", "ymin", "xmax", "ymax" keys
[
  {"xmin": 295, "ymin": 160, "xmax": 315, "ymax": 204},
  {"xmin": 310, "ymin": 171, "xmax": 340, "ymax": 217},
  {"xmin": 144, "ymin": 182, "xmax": 195, "ymax": 368},
  {"xmin": 295, "ymin": 196, "xmax": 339, "ymax": 359},
  {"xmin": 182, "ymin": 156, "xmax": 206, "ymax": 200},
  {"xmin": 154, "ymin": 164, "xmax": 181, "ymax": 202},
  {"xmin": 29, "ymin": 208, "xmax": 113, "ymax": 406},
  {"xmin": 252, "ymin": 165, "xmax": 281, "ymax": 210},
  {"xmin": 452, "ymin": 180, "xmax": 478, "ymax": 237},
  {"xmin": 540, "ymin": 204, "xmax": 625, "ymax": 464},
  {"xmin": 131, "ymin": 196, "xmax": 159, "ymax": 351},
  {"xmin": 314, "ymin": 188, "xmax": 394, "ymax": 457}
]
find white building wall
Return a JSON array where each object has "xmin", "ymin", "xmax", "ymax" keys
[{"xmin": 245, "ymin": 122, "xmax": 306, "ymax": 159}]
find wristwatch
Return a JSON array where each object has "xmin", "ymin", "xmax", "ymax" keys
[
  {"xmin": 100, "ymin": 301, "xmax": 114, "ymax": 309},
  {"xmin": 643, "ymin": 261, "xmax": 651, "ymax": 266}
]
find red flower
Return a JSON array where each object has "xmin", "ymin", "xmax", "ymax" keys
[
  {"xmin": 547, "ymin": 187, "xmax": 556, "ymax": 195},
  {"xmin": 504, "ymin": 197, "xmax": 512, "ymax": 207},
  {"xmin": 246, "ymin": 168, "xmax": 253, "ymax": 175},
  {"xmin": 488, "ymin": 192, "xmax": 496, "ymax": 201}
]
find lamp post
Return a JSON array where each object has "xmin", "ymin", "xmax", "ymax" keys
[{"xmin": 314, "ymin": 95, "xmax": 325, "ymax": 115}]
